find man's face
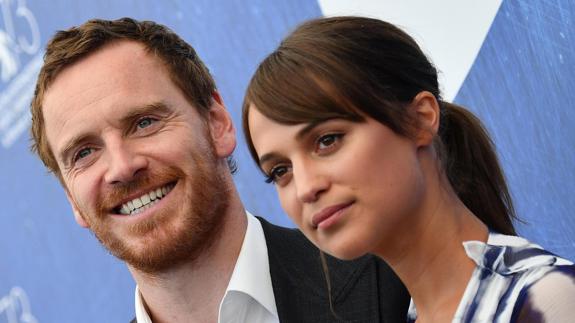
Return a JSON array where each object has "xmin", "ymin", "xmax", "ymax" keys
[{"xmin": 42, "ymin": 40, "xmax": 233, "ymax": 273}]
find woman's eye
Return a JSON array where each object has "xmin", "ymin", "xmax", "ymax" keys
[
  {"xmin": 137, "ymin": 117, "xmax": 156, "ymax": 129},
  {"xmin": 265, "ymin": 165, "xmax": 291, "ymax": 184},
  {"xmin": 317, "ymin": 133, "xmax": 343, "ymax": 151}
]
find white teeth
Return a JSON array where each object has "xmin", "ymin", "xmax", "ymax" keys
[
  {"xmin": 121, "ymin": 204, "xmax": 130, "ymax": 215},
  {"xmin": 118, "ymin": 184, "xmax": 174, "ymax": 215},
  {"xmin": 133, "ymin": 198, "xmax": 143, "ymax": 208}
]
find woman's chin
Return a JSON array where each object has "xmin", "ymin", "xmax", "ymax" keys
[{"xmin": 322, "ymin": 245, "xmax": 369, "ymax": 261}]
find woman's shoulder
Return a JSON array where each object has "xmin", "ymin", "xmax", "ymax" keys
[
  {"xmin": 463, "ymin": 232, "xmax": 573, "ymax": 277},
  {"xmin": 459, "ymin": 233, "xmax": 575, "ymax": 322},
  {"xmin": 488, "ymin": 234, "xmax": 575, "ymax": 322},
  {"xmin": 514, "ymin": 265, "xmax": 575, "ymax": 322}
]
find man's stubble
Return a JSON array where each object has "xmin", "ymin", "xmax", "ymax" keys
[{"xmin": 81, "ymin": 146, "xmax": 231, "ymax": 274}]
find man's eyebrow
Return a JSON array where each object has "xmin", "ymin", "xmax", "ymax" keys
[
  {"xmin": 58, "ymin": 101, "xmax": 172, "ymax": 164},
  {"xmin": 258, "ymin": 121, "xmax": 322, "ymax": 166},
  {"xmin": 118, "ymin": 101, "xmax": 172, "ymax": 125},
  {"xmin": 59, "ymin": 133, "xmax": 91, "ymax": 165}
]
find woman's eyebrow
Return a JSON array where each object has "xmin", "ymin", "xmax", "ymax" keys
[
  {"xmin": 258, "ymin": 120, "xmax": 327, "ymax": 166},
  {"xmin": 295, "ymin": 121, "xmax": 322, "ymax": 141},
  {"xmin": 258, "ymin": 152, "xmax": 278, "ymax": 168}
]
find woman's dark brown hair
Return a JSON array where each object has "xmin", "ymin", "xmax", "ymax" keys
[{"xmin": 242, "ymin": 16, "xmax": 517, "ymax": 235}]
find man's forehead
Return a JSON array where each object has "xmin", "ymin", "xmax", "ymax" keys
[
  {"xmin": 41, "ymin": 41, "xmax": 169, "ymax": 155},
  {"xmin": 44, "ymin": 41, "xmax": 155, "ymax": 98}
]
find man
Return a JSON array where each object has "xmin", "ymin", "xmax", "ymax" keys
[{"xmin": 30, "ymin": 18, "xmax": 409, "ymax": 322}]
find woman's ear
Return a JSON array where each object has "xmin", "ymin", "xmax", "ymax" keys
[
  {"xmin": 411, "ymin": 91, "xmax": 440, "ymax": 147},
  {"xmin": 208, "ymin": 91, "xmax": 237, "ymax": 158}
]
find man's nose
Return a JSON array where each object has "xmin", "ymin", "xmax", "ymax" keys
[
  {"xmin": 104, "ymin": 143, "xmax": 148, "ymax": 185},
  {"xmin": 294, "ymin": 162, "xmax": 330, "ymax": 203}
]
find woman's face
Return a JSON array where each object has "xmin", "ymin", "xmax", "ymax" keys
[{"xmin": 248, "ymin": 106, "xmax": 428, "ymax": 260}]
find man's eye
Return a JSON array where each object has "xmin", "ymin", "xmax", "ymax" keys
[
  {"xmin": 137, "ymin": 117, "xmax": 156, "ymax": 129},
  {"xmin": 317, "ymin": 133, "xmax": 343, "ymax": 151},
  {"xmin": 265, "ymin": 165, "xmax": 291, "ymax": 184},
  {"xmin": 74, "ymin": 147, "xmax": 94, "ymax": 162}
]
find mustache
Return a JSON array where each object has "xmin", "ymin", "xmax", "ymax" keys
[{"xmin": 96, "ymin": 167, "xmax": 184, "ymax": 214}]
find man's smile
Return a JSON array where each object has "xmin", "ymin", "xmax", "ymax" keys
[{"xmin": 114, "ymin": 182, "xmax": 176, "ymax": 216}]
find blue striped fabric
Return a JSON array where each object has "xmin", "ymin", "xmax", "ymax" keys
[{"xmin": 407, "ymin": 233, "xmax": 575, "ymax": 322}]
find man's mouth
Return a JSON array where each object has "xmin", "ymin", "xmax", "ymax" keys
[{"xmin": 114, "ymin": 182, "xmax": 176, "ymax": 216}]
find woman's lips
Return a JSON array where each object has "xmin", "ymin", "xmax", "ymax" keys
[{"xmin": 311, "ymin": 202, "xmax": 353, "ymax": 229}]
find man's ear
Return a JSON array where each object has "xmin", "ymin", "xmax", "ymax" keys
[
  {"xmin": 65, "ymin": 189, "xmax": 89, "ymax": 228},
  {"xmin": 208, "ymin": 91, "xmax": 236, "ymax": 158},
  {"xmin": 411, "ymin": 91, "xmax": 440, "ymax": 147}
]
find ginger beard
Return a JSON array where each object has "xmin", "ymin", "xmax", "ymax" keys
[{"xmin": 75, "ymin": 146, "xmax": 230, "ymax": 274}]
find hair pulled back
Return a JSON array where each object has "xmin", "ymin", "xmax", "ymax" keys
[{"xmin": 243, "ymin": 16, "xmax": 516, "ymax": 235}]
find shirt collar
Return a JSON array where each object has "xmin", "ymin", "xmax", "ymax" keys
[
  {"xmin": 134, "ymin": 211, "xmax": 277, "ymax": 321},
  {"xmin": 134, "ymin": 285, "xmax": 152, "ymax": 323},
  {"xmin": 463, "ymin": 232, "xmax": 569, "ymax": 275},
  {"xmin": 223, "ymin": 212, "xmax": 278, "ymax": 317}
]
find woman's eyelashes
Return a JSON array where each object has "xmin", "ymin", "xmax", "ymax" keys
[
  {"xmin": 315, "ymin": 133, "xmax": 344, "ymax": 154},
  {"xmin": 262, "ymin": 132, "xmax": 345, "ymax": 185},
  {"xmin": 265, "ymin": 164, "xmax": 291, "ymax": 184}
]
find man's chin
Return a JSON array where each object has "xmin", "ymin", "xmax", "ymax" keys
[
  {"xmin": 87, "ymin": 153, "xmax": 230, "ymax": 274},
  {"xmin": 95, "ymin": 205, "xmax": 228, "ymax": 274},
  {"xmin": 116, "ymin": 242, "xmax": 200, "ymax": 274},
  {"xmin": 92, "ymin": 222, "xmax": 196, "ymax": 274}
]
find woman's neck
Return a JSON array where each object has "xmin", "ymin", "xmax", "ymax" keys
[{"xmin": 374, "ymin": 171, "xmax": 489, "ymax": 322}]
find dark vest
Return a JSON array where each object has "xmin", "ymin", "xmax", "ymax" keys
[{"xmin": 131, "ymin": 217, "xmax": 409, "ymax": 322}]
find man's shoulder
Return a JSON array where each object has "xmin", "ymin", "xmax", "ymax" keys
[
  {"xmin": 255, "ymin": 215, "xmax": 391, "ymax": 278},
  {"xmin": 255, "ymin": 215, "xmax": 321, "ymax": 261},
  {"xmin": 256, "ymin": 216, "xmax": 306, "ymax": 243},
  {"xmin": 256, "ymin": 215, "xmax": 389, "ymax": 273}
]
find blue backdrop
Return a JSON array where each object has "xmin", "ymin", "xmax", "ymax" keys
[
  {"xmin": 456, "ymin": 0, "xmax": 575, "ymax": 257},
  {"xmin": 0, "ymin": 1, "xmax": 573, "ymax": 322}
]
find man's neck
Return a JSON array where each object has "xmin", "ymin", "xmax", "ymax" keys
[{"xmin": 130, "ymin": 198, "xmax": 248, "ymax": 323}]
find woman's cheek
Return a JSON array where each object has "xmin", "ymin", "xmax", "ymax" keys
[{"xmin": 279, "ymin": 188, "xmax": 301, "ymax": 223}]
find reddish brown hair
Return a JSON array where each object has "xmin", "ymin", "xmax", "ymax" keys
[{"xmin": 31, "ymin": 17, "xmax": 224, "ymax": 178}]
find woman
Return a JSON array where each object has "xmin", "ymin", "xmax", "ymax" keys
[{"xmin": 242, "ymin": 16, "xmax": 575, "ymax": 322}]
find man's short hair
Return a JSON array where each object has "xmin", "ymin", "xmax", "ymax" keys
[{"xmin": 30, "ymin": 17, "xmax": 237, "ymax": 178}]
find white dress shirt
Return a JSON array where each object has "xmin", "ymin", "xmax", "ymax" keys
[{"xmin": 134, "ymin": 212, "xmax": 279, "ymax": 323}]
